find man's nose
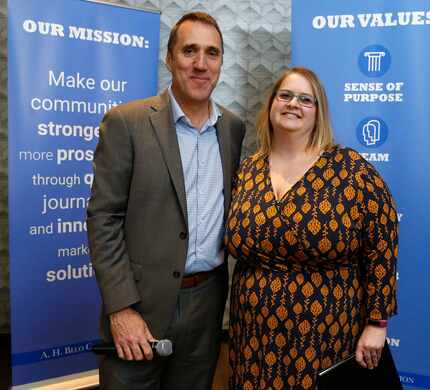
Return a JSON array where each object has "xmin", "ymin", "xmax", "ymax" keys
[{"xmin": 193, "ymin": 52, "xmax": 208, "ymax": 70}]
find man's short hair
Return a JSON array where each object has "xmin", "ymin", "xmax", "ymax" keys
[{"xmin": 167, "ymin": 12, "xmax": 224, "ymax": 55}]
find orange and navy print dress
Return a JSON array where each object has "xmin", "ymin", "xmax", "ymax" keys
[{"xmin": 225, "ymin": 146, "xmax": 398, "ymax": 390}]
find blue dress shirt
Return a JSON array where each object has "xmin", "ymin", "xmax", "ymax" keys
[{"xmin": 168, "ymin": 88, "xmax": 225, "ymax": 275}]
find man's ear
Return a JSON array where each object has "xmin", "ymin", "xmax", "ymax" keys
[{"xmin": 165, "ymin": 53, "xmax": 172, "ymax": 72}]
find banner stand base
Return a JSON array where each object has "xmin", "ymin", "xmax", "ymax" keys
[{"xmin": 11, "ymin": 370, "xmax": 99, "ymax": 390}]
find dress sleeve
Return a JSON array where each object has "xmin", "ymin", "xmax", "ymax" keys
[
  {"xmin": 225, "ymin": 156, "xmax": 252, "ymax": 258},
  {"xmin": 230, "ymin": 156, "xmax": 252, "ymax": 203},
  {"xmin": 358, "ymin": 164, "xmax": 399, "ymax": 320}
]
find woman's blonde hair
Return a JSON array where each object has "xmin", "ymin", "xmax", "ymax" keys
[{"xmin": 257, "ymin": 67, "xmax": 334, "ymax": 156}]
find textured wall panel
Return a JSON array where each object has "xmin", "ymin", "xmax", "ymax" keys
[{"xmin": 0, "ymin": 0, "xmax": 291, "ymax": 332}]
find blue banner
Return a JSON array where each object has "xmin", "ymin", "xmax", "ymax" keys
[
  {"xmin": 8, "ymin": 0, "xmax": 160, "ymax": 386},
  {"xmin": 292, "ymin": 1, "xmax": 430, "ymax": 389}
]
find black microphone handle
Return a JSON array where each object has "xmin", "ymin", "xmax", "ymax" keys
[
  {"xmin": 91, "ymin": 342, "xmax": 116, "ymax": 355},
  {"xmin": 92, "ymin": 340, "xmax": 173, "ymax": 357}
]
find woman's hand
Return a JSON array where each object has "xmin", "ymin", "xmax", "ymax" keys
[{"xmin": 355, "ymin": 324, "xmax": 387, "ymax": 369}]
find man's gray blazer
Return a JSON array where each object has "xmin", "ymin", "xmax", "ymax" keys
[{"xmin": 87, "ymin": 90, "xmax": 246, "ymax": 340}]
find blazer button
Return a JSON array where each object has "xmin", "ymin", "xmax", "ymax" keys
[
  {"xmin": 173, "ymin": 271, "xmax": 181, "ymax": 278},
  {"xmin": 179, "ymin": 231, "xmax": 187, "ymax": 240}
]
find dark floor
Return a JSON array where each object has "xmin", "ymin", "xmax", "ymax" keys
[{"xmin": 0, "ymin": 333, "xmax": 11, "ymax": 390}]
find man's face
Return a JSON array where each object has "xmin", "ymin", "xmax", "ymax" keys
[{"xmin": 166, "ymin": 20, "xmax": 223, "ymax": 107}]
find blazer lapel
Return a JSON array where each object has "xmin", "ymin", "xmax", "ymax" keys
[
  {"xmin": 149, "ymin": 92, "xmax": 188, "ymax": 227},
  {"xmin": 216, "ymin": 110, "xmax": 232, "ymax": 219}
]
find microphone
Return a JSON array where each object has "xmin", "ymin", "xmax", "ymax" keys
[
  {"xmin": 152, "ymin": 339, "xmax": 173, "ymax": 357},
  {"xmin": 92, "ymin": 339, "xmax": 173, "ymax": 357}
]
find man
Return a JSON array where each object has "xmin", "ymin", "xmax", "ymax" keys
[{"xmin": 87, "ymin": 12, "xmax": 245, "ymax": 390}]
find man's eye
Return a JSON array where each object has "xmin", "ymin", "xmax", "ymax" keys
[
  {"xmin": 208, "ymin": 49, "xmax": 220, "ymax": 56},
  {"xmin": 183, "ymin": 47, "xmax": 195, "ymax": 55}
]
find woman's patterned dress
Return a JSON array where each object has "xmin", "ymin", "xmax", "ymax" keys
[{"xmin": 225, "ymin": 146, "xmax": 398, "ymax": 390}]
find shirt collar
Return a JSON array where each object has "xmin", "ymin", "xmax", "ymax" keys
[{"xmin": 168, "ymin": 85, "xmax": 221, "ymax": 128}]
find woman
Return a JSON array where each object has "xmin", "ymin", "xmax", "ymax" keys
[{"xmin": 225, "ymin": 67, "xmax": 398, "ymax": 390}]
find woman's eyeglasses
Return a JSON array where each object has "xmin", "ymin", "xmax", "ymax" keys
[{"xmin": 276, "ymin": 90, "xmax": 317, "ymax": 107}]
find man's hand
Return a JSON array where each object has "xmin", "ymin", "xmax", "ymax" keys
[
  {"xmin": 109, "ymin": 307, "xmax": 155, "ymax": 361},
  {"xmin": 355, "ymin": 324, "xmax": 387, "ymax": 369}
]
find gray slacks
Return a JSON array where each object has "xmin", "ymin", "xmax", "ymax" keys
[{"xmin": 99, "ymin": 267, "xmax": 227, "ymax": 390}]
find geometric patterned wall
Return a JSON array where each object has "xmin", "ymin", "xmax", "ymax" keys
[{"xmin": 0, "ymin": 0, "xmax": 291, "ymax": 332}]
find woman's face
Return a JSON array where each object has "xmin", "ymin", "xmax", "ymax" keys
[{"xmin": 269, "ymin": 73, "xmax": 317, "ymax": 139}]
